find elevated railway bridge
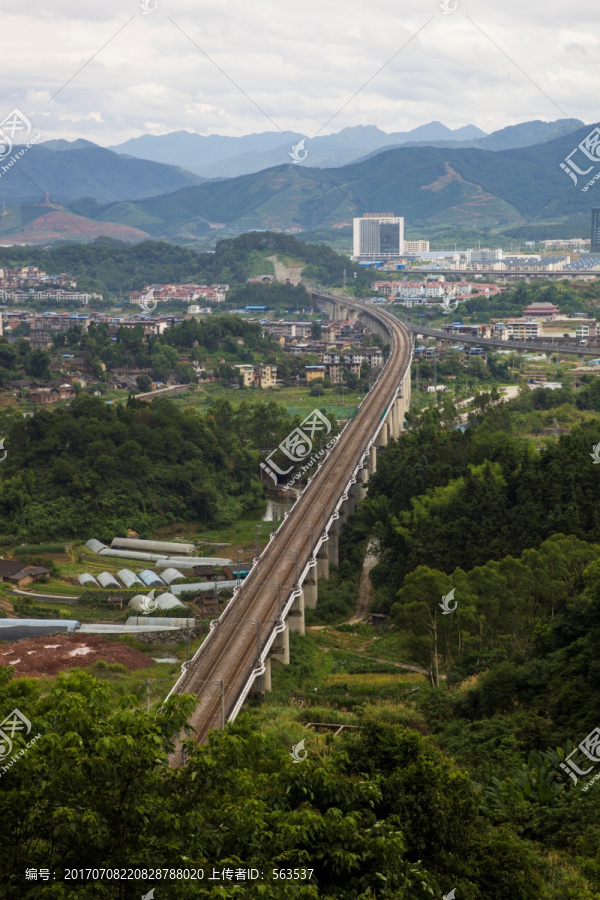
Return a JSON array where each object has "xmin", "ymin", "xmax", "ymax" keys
[{"xmin": 167, "ymin": 295, "xmax": 412, "ymax": 760}]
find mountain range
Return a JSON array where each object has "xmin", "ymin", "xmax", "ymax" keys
[
  {"xmin": 109, "ymin": 120, "xmax": 582, "ymax": 179},
  {"xmin": 0, "ymin": 119, "xmax": 594, "ymax": 246},
  {"xmin": 0, "ymin": 141, "xmax": 203, "ymax": 206}
]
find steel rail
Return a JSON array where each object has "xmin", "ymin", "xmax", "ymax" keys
[{"xmin": 168, "ymin": 296, "xmax": 411, "ymax": 756}]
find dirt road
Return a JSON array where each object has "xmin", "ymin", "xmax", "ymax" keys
[{"xmin": 347, "ymin": 541, "xmax": 378, "ymax": 624}]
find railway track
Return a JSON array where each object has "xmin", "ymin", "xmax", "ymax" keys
[{"xmin": 168, "ymin": 297, "xmax": 411, "ymax": 756}]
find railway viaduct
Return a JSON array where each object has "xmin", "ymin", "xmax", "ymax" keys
[{"xmin": 167, "ymin": 294, "xmax": 412, "ymax": 759}]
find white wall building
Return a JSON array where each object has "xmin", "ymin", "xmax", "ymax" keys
[
  {"xmin": 466, "ymin": 249, "xmax": 503, "ymax": 263},
  {"xmin": 353, "ymin": 213, "xmax": 404, "ymax": 259}
]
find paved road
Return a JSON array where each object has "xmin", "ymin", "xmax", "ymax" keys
[{"xmin": 404, "ymin": 321, "xmax": 592, "ymax": 357}]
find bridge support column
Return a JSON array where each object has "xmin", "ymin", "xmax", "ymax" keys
[
  {"xmin": 395, "ymin": 397, "xmax": 405, "ymax": 434},
  {"xmin": 316, "ymin": 544, "xmax": 329, "ymax": 580},
  {"xmin": 375, "ymin": 422, "xmax": 388, "ymax": 448},
  {"xmin": 338, "ymin": 498, "xmax": 349, "ymax": 530},
  {"xmin": 258, "ymin": 656, "xmax": 271, "ymax": 693},
  {"xmin": 345, "ymin": 492, "xmax": 357, "ymax": 516},
  {"xmin": 386, "ymin": 408, "xmax": 395, "ymax": 440},
  {"xmin": 287, "ymin": 589, "xmax": 305, "ymax": 635},
  {"xmin": 270, "ymin": 622, "xmax": 290, "ymax": 666},
  {"xmin": 328, "ymin": 516, "xmax": 340, "ymax": 566},
  {"xmin": 358, "ymin": 466, "xmax": 369, "ymax": 500},
  {"xmin": 369, "ymin": 445, "xmax": 377, "ymax": 474},
  {"xmin": 302, "ymin": 564, "xmax": 318, "ymax": 609}
]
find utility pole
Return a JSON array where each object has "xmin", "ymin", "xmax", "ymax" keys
[
  {"xmin": 145, "ymin": 678, "xmax": 155, "ymax": 714},
  {"xmin": 236, "ymin": 550, "xmax": 241, "ymax": 590},
  {"xmin": 185, "ymin": 618, "xmax": 191, "ymax": 663},
  {"xmin": 255, "ymin": 620, "xmax": 261, "ymax": 664},
  {"xmin": 220, "ymin": 679, "xmax": 225, "ymax": 729},
  {"xmin": 256, "ymin": 523, "xmax": 260, "ymax": 560}
]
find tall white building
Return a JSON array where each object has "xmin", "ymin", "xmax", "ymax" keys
[
  {"xmin": 353, "ymin": 213, "xmax": 404, "ymax": 259},
  {"xmin": 466, "ymin": 248, "xmax": 503, "ymax": 263}
]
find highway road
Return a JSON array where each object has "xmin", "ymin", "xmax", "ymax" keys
[
  {"xmin": 167, "ymin": 296, "xmax": 411, "ymax": 756},
  {"xmin": 403, "ymin": 321, "xmax": 595, "ymax": 357}
]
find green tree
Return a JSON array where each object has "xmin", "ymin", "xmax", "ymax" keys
[
  {"xmin": 25, "ymin": 349, "xmax": 51, "ymax": 380},
  {"xmin": 136, "ymin": 374, "xmax": 152, "ymax": 392}
]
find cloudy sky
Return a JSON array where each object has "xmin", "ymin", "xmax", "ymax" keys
[{"xmin": 1, "ymin": 0, "xmax": 597, "ymax": 144}]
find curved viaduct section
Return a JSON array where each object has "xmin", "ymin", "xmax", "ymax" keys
[
  {"xmin": 405, "ymin": 322, "xmax": 593, "ymax": 358},
  {"xmin": 167, "ymin": 295, "xmax": 411, "ymax": 760}
]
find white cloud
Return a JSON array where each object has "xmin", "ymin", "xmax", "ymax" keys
[{"xmin": 0, "ymin": 0, "xmax": 598, "ymax": 145}]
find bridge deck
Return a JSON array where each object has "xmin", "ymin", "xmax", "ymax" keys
[
  {"xmin": 168, "ymin": 297, "xmax": 411, "ymax": 755},
  {"xmin": 404, "ymin": 321, "xmax": 594, "ymax": 356}
]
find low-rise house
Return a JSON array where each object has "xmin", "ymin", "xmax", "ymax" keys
[
  {"xmin": 305, "ymin": 365, "xmax": 327, "ymax": 382},
  {"xmin": 234, "ymin": 363, "xmax": 278, "ymax": 388},
  {"xmin": 0, "ymin": 560, "xmax": 51, "ymax": 587}
]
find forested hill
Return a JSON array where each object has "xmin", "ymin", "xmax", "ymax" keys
[
  {"xmin": 0, "ymin": 395, "xmax": 334, "ymax": 542},
  {"xmin": 0, "ymin": 232, "xmax": 363, "ymax": 296},
  {"xmin": 366, "ymin": 410, "xmax": 600, "ymax": 594},
  {"xmin": 58, "ymin": 123, "xmax": 600, "ymax": 236}
]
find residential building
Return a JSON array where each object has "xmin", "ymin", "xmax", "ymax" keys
[
  {"xmin": 234, "ymin": 363, "xmax": 277, "ymax": 388},
  {"xmin": 262, "ymin": 321, "xmax": 312, "ymax": 339},
  {"xmin": 305, "ymin": 365, "xmax": 327, "ymax": 382},
  {"xmin": 541, "ymin": 238, "xmax": 590, "ymax": 250},
  {"xmin": 505, "ymin": 319, "xmax": 541, "ymax": 339},
  {"xmin": 29, "ymin": 329, "xmax": 54, "ymax": 350},
  {"xmin": 257, "ymin": 363, "xmax": 277, "ymax": 388},
  {"xmin": 466, "ymin": 249, "xmax": 503, "ymax": 264},
  {"xmin": 404, "ymin": 240, "xmax": 430, "ymax": 253},
  {"xmin": 326, "ymin": 364, "xmax": 344, "ymax": 384},
  {"xmin": 30, "ymin": 384, "xmax": 75, "ymax": 404},
  {"xmin": 235, "ymin": 365, "xmax": 255, "ymax": 387},
  {"xmin": 0, "ymin": 560, "xmax": 51, "ymax": 587}
]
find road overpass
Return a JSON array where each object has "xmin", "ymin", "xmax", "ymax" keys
[
  {"xmin": 167, "ymin": 294, "xmax": 412, "ymax": 760},
  {"xmin": 397, "ymin": 269, "xmax": 600, "ymax": 281},
  {"xmin": 403, "ymin": 321, "xmax": 596, "ymax": 358}
]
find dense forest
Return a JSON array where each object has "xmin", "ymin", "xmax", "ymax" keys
[
  {"xmin": 0, "ymin": 395, "xmax": 336, "ymax": 541},
  {"xmin": 363, "ymin": 401, "xmax": 600, "ymax": 596},
  {"xmin": 0, "ymin": 668, "xmax": 544, "ymax": 899},
  {"xmin": 303, "ymin": 391, "xmax": 600, "ymax": 896},
  {"xmin": 0, "ymin": 232, "xmax": 374, "ymax": 297}
]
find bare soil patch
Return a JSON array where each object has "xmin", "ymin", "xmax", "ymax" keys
[{"xmin": 0, "ymin": 633, "xmax": 153, "ymax": 678}]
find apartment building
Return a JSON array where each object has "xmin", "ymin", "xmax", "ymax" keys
[
  {"xmin": 404, "ymin": 240, "xmax": 430, "ymax": 253},
  {"xmin": 505, "ymin": 319, "xmax": 541, "ymax": 339},
  {"xmin": 305, "ymin": 366, "xmax": 327, "ymax": 382},
  {"xmin": 234, "ymin": 363, "xmax": 278, "ymax": 387},
  {"xmin": 263, "ymin": 321, "xmax": 312, "ymax": 339}
]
